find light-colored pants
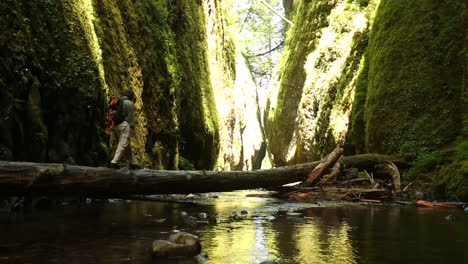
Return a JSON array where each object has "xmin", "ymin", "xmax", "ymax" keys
[{"xmin": 111, "ymin": 121, "xmax": 137, "ymax": 165}]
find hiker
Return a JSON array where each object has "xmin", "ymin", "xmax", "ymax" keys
[{"xmin": 107, "ymin": 89, "xmax": 141, "ymax": 170}]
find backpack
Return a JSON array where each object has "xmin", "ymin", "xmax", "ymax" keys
[{"xmin": 107, "ymin": 97, "xmax": 127, "ymax": 128}]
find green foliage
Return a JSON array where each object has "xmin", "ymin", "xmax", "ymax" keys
[
  {"xmin": 406, "ymin": 151, "xmax": 443, "ymax": 180},
  {"xmin": 178, "ymin": 156, "xmax": 196, "ymax": 170},
  {"xmin": 236, "ymin": 0, "xmax": 285, "ymax": 84},
  {"xmin": 457, "ymin": 139, "xmax": 468, "ymax": 161}
]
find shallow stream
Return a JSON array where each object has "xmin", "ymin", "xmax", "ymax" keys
[{"xmin": 1, "ymin": 190, "xmax": 467, "ymax": 264}]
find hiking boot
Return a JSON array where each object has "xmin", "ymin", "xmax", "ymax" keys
[
  {"xmin": 110, "ymin": 162, "xmax": 120, "ymax": 169},
  {"xmin": 130, "ymin": 163, "xmax": 142, "ymax": 170}
]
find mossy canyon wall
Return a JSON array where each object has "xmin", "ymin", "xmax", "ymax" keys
[
  {"xmin": 0, "ymin": 0, "xmax": 264, "ymax": 170},
  {"xmin": 266, "ymin": 0, "xmax": 466, "ymax": 164},
  {"xmin": 265, "ymin": 0, "xmax": 466, "ymax": 198}
]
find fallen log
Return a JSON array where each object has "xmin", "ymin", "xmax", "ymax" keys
[
  {"xmin": 319, "ymin": 157, "xmax": 343, "ymax": 185},
  {"xmin": 415, "ymin": 200, "xmax": 458, "ymax": 208},
  {"xmin": 374, "ymin": 161, "xmax": 401, "ymax": 192},
  {"xmin": 0, "ymin": 161, "xmax": 319, "ymax": 196},
  {"xmin": 0, "ymin": 154, "xmax": 408, "ymax": 197},
  {"xmin": 302, "ymin": 148, "xmax": 343, "ymax": 187}
]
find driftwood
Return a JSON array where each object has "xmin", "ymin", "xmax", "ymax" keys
[
  {"xmin": 415, "ymin": 200, "xmax": 458, "ymax": 208},
  {"xmin": 374, "ymin": 161, "xmax": 401, "ymax": 192},
  {"xmin": 319, "ymin": 156, "xmax": 343, "ymax": 185},
  {"xmin": 360, "ymin": 199, "xmax": 382, "ymax": 203},
  {"xmin": 286, "ymin": 187, "xmax": 388, "ymax": 202},
  {"xmin": 302, "ymin": 148, "xmax": 343, "ymax": 187},
  {"xmin": 280, "ymin": 147, "xmax": 408, "ymax": 203}
]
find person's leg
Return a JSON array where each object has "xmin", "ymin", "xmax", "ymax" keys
[
  {"xmin": 125, "ymin": 129, "xmax": 141, "ymax": 169},
  {"xmin": 111, "ymin": 122, "xmax": 131, "ymax": 166}
]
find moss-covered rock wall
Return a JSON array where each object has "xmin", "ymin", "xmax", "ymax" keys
[
  {"xmin": 265, "ymin": 0, "xmax": 380, "ymax": 165},
  {"xmin": 1, "ymin": 0, "xmax": 264, "ymax": 170},
  {"xmin": 0, "ymin": 0, "xmax": 108, "ymax": 165},
  {"xmin": 265, "ymin": 0, "xmax": 465, "ymax": 167},
  {"xmin": 364, "ymin": 0, "xmax": 465, "ymax": 154}
]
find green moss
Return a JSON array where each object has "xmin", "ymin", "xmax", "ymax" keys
[
  {"xmin": 434, "ymin": 161, "xmax": 468, "ymax": 200},
  {"xmin": 264, "ymin": 0, "xmax": 337, "ymax": 165},
  {"xmin": 0, "ymin": 0, "xmax": 107, "ymax": 165},
  {"xmin": 346, "ymin": 51, "xmax": 369, "ymax": 154},
  {"xmin": 266, "ymin": 0, "xmax": 379, "ymax": 165},
  {"xmin": 92, "ymin": 0, "xmax": 221, "ymax": 169},
  {"xmin": 365, "ymin": 0, "xmax": 465, "ymax": 154}
]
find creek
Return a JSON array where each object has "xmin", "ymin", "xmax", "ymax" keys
[{"xmin": 1, "ymin": 190, "xmax": 467, "ymax": 264}]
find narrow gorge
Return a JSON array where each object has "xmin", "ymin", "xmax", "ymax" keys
[{"xmin": 1, "ymin": 0, "xmax": 466, "ymax": 198}]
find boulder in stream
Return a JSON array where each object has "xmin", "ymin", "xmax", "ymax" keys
[{"xmin": 152, "ymin": 232, "xmax": 201, "ymax": 257}]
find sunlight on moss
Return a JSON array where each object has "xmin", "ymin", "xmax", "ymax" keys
[
  {"xmin": 205, "ymin": 0, "xmax": 264, "ymax": 171},
  {"xmin": 74, "ymin": 0, "xmax": 108, "ymax": 92},
  {"xmin": 298, "ymin": 1, "xmax": 373, "ymax": 153}
]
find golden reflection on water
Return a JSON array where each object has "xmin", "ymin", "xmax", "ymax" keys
[
  {"xmin": 200, "ymin": 191, "xmax": 357, "ymax": 264},
  {"xmin": 202, "ymin": 190, "xmax": 279, "ymax": 264},
  {"xmin": 295, "ymin": 220, "xmax": 356, "ymax": 264}
]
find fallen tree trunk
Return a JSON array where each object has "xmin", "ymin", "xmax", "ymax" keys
[
  {"xmin": 302, "ymin": 148, "xmax": 343, "ymax": 187},
  {"xmin": 0, "ymin": 154, "xmax": 408, "ymax": 196}
]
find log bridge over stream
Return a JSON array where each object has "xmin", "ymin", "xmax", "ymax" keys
[{"xmin": 0, "ymin": 150, "xmax": 408, "ymax": 199}]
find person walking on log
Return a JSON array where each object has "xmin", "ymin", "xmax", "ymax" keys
[{"xmin": 107, "ymin": 89, "xmax": 141, "ymax": 170}]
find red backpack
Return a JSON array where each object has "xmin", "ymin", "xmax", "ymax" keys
[{"xmin": 107, "ymin": 97, "xmax": 127, "ymax": 128}]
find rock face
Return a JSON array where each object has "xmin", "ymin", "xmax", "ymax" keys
[
  {"xmin": 0, "ymin": 0, "xmax": 265, "ymax": 170},
  {"xmin": 152, "ymin": 232, "xmax": 201, "ymax": 257},
  {"xmin": 265, "ymin": 0, "xmax": 466, "ymax": 165}
]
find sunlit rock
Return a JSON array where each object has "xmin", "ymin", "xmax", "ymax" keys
[{"xmin": 152, "ymin": 232, "xmax": 201, "ymax": 257}]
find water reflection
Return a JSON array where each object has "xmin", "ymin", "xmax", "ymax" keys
[
  {"xmin": 199, "ymin": 191, "xmax": 357, "ymax": 264},
  {"xmin": 1, "ymin": 192, "xmax": 467, "ymax": 264}
]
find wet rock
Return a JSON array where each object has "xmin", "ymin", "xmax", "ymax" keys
[
  {"xmin": 152, "ymin": 232, "xmax": 201, "ymax": 257},
  {"xmin": 198, "ymin": 252, "xmax": 209, "ymax": 261},
  {"xmin": 153, "ymin": 219, "xmax": 166, "ymax": 223},
  {"xmin": 445, "ymin": 215, "xmax": 455, "ymax": 221},
  {"xmin": 259, "ymin": 260, "xmax": 277, "ymax": 264},
  {"xmin": 286, "ymin": 212, "xmax": 303, "ymax": 217},
  {"xmin": 186, "ymin": 194, "xmax": 196, "ymax": 199},
  {"xmin": 241, "ymin": 210, "xmax": 248, "ymax": 215},
  {"xmin": 464, "ymin": 207, "xmax": 468, "ymax": 212},
  {"xmin": 208, "ymin": 215, "xmax": 218, "ymax": 224},
  {"xmin": 198, "ymin": 212, "xmax": 208, "ymax": 219},
  {"xmin": 228, "ymin": 212, "xmax": 238, "ymax": 221},
  {"xmin": 183, "ymin": 216, "xmax": 198, "ymax": 227},
  {"xmin": 180, "ymin": 211, "xmax": 188, "ymax": 217},
  {"xmin": 266, "ymin": 215, "xmax": 276, "ymax": 221}
]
